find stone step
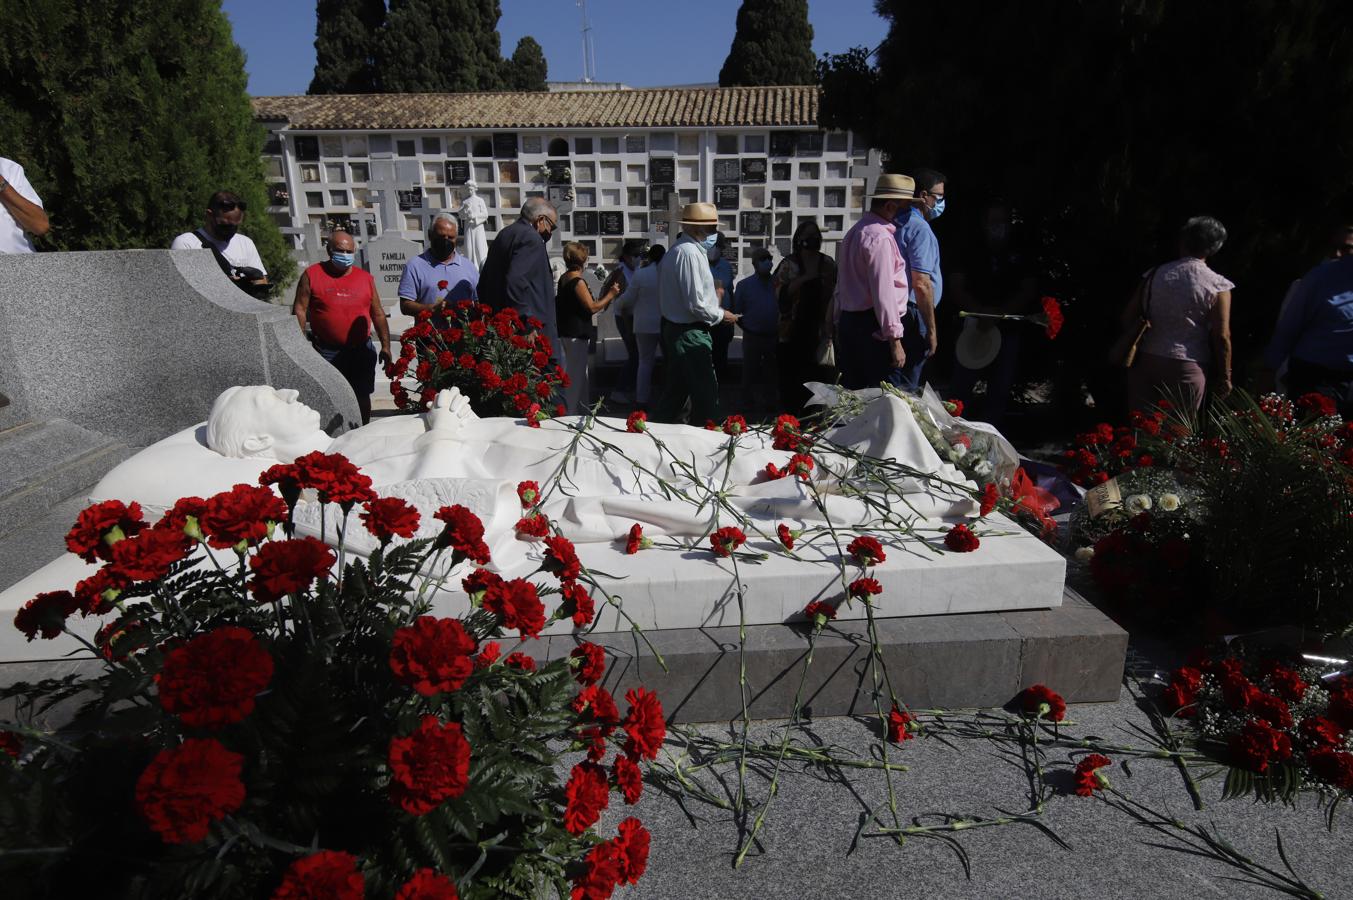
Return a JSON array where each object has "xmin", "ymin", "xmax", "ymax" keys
[{"xmin": 0, "ymin": 420, "xmax": 133, "ymax": 539}]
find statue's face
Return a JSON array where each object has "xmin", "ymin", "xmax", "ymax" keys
[
  {"xmin": 254, "ymin": 388, "xmax": 323, "ymax": 447},
  {"xmin": 209, "ymin": 386, "xmax": 326, "ymax": 461}
]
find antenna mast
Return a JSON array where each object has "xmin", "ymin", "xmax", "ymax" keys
[{"xmin": 577, "ymin": 0, "xmax": 596, "ymax": 83}]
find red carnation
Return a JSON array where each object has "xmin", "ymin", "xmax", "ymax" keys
[
  {"xmin": 1230, "ymin": 719, "xmax": 1293, "ymax": 774},
  {"xmin": 571, "ymin": 641, "xmax": 606, "ymax": 685},
  {"xmin": 572, "ymin": 839, "xmax": 624, "ymax": 900},
  {"xmin": 505, "ymin": 652, "xmax": 537, "ymax": 672},
  {"xmin": 1298, "ymin": 716, "xmax": 1345, "ymax": 750},
  {"xmin": 388, "ymin": 715, "xmax": 472, "ymax": 815},
  {"xmin": 978, "ymin": 483, "xmax": 999, "ymax": 516},
  {"xmin": 613, "ymin": 753, "xmax": 643, "ymax": 804},
  {"xmin": 944, "ymin": 398, "xmax": 965, "ymax": 418},
  {"xmin": 1019, "ymin": 684, "xmax": 1066, "ymax": 722},
  {"xmin": 1261, "ymin": 662, "xmax": 1308, "ymax": 704},
  {"xmin": 517, "ymin": 480, "xmax": 541, "ymax": 508},
  {"xmin": 622, "ymin": 687, "xmax": 665, "ymax": 760},
  {"xmin": 95, "ymin": 617, "xmax": 142, "ymax": 661},
  {"xmin": 887, "ymin": 704, "xmax": 914, "ymax": 743},
  {"xmin": 0, "ymin": 731, "xmax": 20, "ymax": 759},
  {"xmin": 1296, "ymin": 392, "xmax": 1338, "ymax": 418},
  {"xmin": 847, "ymin": 577, "xmax": 883, "ymax": 600},
  {"xmin": 66, "ymin": 499, "xmax": 145, "ymax": 562},
  {"xmin": 1161, "ymin": 666, "xmax": 1202, "ymax": 716},
  {"xmin": 1309, "ymin": 749, "xmax": 1353, "ymax": 790},
  {"xmin": 437, "ymin": 280, "xmax": 449, "ymax": 291},
  {"xmin": 613, "ymin": 817, "xmax": 650, "ymax": 885},
  {"xmin": 249, "ymin": 537, "xmax": 336, "ymax": 603},
  {"xmin": 804, "ymin": 600, "xmax": 837, "ymax": 625},
  {"xmin": 13, "ymin": 591, "xmax": 79, "ymax": 642},
  {"xmin": 709, "ymin": 526, "xmax": 746, "ymax": 558},
  {"xmin": 390, "ymin": 616, "xmax": 478, "ymax": 696},
  {"xmin": 1249, "ymin": 692, "xmax": 1294, "ymax": 730},
  {"xmin": 544, "ymin": 534, "xmax": 582, "ymax": 580},
  {"xmin": 772, "ymin": 413, "xmax": 803, "ymax": 450},
  {"xmin": 563, "ymin": 760, "xmax": 610, "ymax": 835},
  {"xmin": 135, "ymin": 738, "xmax": 245, "ymax": 845},
  {"xmin": 395, "ymin": 868, "xmax": 459, "ymax": 900},
  {"xmin": 763, "ymin": 462, "xmax": 785, "ymax": 481},
  {"xmin": 944, "ymin": 523, "xmax": 981, "ymax": 552},
  {"xmin": 462, "ymin": 567, "xmax": 502, "ymax": 598},
  {"xmin": 1041, "ymin": 296, "xmax": 1064, "ymax": 340},
  {"xmin": 74, "ymin": 567, "xmax": 129, "ymax": 616},
  {"xmin": 847, "ymin": 535, "xmax": 886, "ymax": 566},
  {"xmin": 722, "ymin": 415, "xmax": 747, "ymax": 436},
  {"xmin": 157, "ymin": 496, "xmax": 209, "ymax": 540},
  {"xmin": 158, "ymin": 626, "xmax": 274, "ymax": 728},
  {"xmin": 475, "ymin": 641, "xmax": 501, "ymax": 669},
  {"xmin": 272, "ymin": 850, "xmax": 365, "ymax": 900},
  {"xmin": 291, "ymin": 451, "xmax": 377, "ymax": 508},
  {"xmin": 515, "ymin": 513, "xmax": 551, "ymax": 539},
  {"xmin": 108, "ymin": 527, "xmax": 192, "ymax": 582},
  {"xmin": 433, "ymin": 504, "xmax": 491, "ymax": 563},
  {"xmin": 361, "ymin": 497, "xmax": 421, "ymax": 541},
  {"xmin": 626, "ymin": 410, "xmax": 647, "ymax": 433},
  {"xmin": 777, "ymin": 523, "xmax": 796, "ymax": 550},
  {"xmin": 786, "ymin": 452, "xmax": 815, "ymax": 481},
  {"xmin": 625, "ymin": 522, "xmax": 648, "ymax": 554},
  {"xmin": 560, "ymin": 580, "xmax": 596, "ymax": 627},
  {"xmin": 483, "ymin": 577, "xmax": 546, "ymax": 638},
  {"xmin": 201, "ymin": 484, "xmax": 288, "ymax": 549},
  {"xmin": 1073, "ymin": 753, "xmax": 1113, "ymax": 796}
]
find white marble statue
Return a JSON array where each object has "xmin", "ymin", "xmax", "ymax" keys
[
  {"xmin": 458, "ymin": 181, "xmax": 489, "ymax": 269},
  {"xmin": 91, "ymin": 386, "xmax": 978, "ymax": 563}
]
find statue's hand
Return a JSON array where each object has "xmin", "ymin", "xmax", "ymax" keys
[{"xmin": 425, "ymin": 387, "xmax": 477, "ymax": 435}]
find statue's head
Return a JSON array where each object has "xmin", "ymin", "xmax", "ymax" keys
[{"xmin": 206, "ymin": 386, "xmax": 328, "ymax": 461}]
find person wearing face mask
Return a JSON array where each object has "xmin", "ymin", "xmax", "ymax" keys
[
  {"xmin": 172, "ymin": 190, "xmax": 269, "ymax": 297},
  {"xmin": 732, "ymin": 247, "xmax": 780, "ymax": 415},
  {"xmin": 478, "ymin": 197, "xmax": 561, "ymax": 366},
  {"xmin": 892, "ymin": 168, "xmax": 947, "ymax": 392},
  {"xmin": 774, "ymin": 218, "xmax": 838, "ymax": 413},
  {"xmin": 596, "ymin": 239, "xmax": 648, "ymax": 403},
  {"xmin": 707, "ymin": 232, "xmax": 736, "ymax": 380},
  {"xmin": 655, "ymin": 203, "xmax": 740, "ymax": 424},
  {"xmin": 834, "ymin": 175, "xmax": 913, "ymax": 391},
  {"xmin": 398, "ymin": 214, "xmax": 480, "ymax": 321},
  {"xmin": 292, "ymin": 229, "xmax": 391, "ymax": 425},
  {"xmin": 615, "ymin": 244, "xmax": 667, "ymax": 411}
]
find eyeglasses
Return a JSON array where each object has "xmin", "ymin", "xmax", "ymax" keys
[
  {"xmin": 212, "ymin": 200, "xmax": 246, "ymax": 213},
  {"xmin": 538, "ymin": 216, "xmax": 558, "ymax": 234}
]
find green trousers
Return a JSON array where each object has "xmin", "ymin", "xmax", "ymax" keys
[{"xmin": 655, "ymin": 320, "xmax": 721, "ymax": 425}]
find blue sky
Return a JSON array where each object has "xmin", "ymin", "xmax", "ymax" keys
[{"xmin": 221, "ymin": 0, "xmax": 888, "ymax": 95}]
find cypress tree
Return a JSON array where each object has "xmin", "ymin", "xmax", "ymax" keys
[
  {"xmin": 718, "ymin": 0, "xmax": 817, "ymax": 87},
  {"xmin": 0, "ymin": 0, "xmax": 294, "ymax": 291},
  {"xmin": 505, "ymin": 36, "xmax": 549, "ymax": 91},
  {"xmin": 309, "ymin": 0, "xmax": 386, "ymax": 94},
  {"xmin": 377, "ymin": 0, "xmax": 508, "ymax": 92}
]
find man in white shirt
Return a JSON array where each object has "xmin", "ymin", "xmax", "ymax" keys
[
  {"xmin": 655, "ymin": 202, "xmax": 739, "ymax": 424},
  {"xmin": 0, "ymin": 157, "xmax": 50, "ymax": 254},
  {"xmin": 171, "ymin": 190, "xmax": 269, "ymax": 296}
]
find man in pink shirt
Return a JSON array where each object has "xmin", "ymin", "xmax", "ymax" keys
[{"xmin": 835, "ymin": 174, "xmax": 916, "ymax": 389}]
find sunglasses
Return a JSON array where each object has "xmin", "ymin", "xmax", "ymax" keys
[{"xmin": 212, "ymin": 200, "xmax": 247, "ymax": 213}]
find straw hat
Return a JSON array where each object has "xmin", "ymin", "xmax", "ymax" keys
[
  {"xmin": 679, "ymin": 202, "xmax": 718, "ymax": 226},
  {"xmin": 954, "ymin": 318, "xmax": 1002, "ymax": 370},
  {"xmin": 872, "ymin": 174, "xmax": 919, "ymax": 202}
]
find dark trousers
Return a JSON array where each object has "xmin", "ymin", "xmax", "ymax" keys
[
  {"xmin": 1287, "ymin": 358, "xmax": 1353, "ymax": 419},
  {"xmin": 897, "ymin": 305, "xmax": 929, "ymax": 393},
  {"xmin": 315, "ymin": 339, "xmax": 377, "ymax": 424},
  {"xmin": 656, "ymin": 319, "xmax": 721, "ymax": 424},
  {"xmin": 711, "ymin": 320, "xmax": 735, "ymax": 381},
  {"xmin": 616, "ymin": 314, "xmax": 639, "ymax": 393},
  {"xmin": 836, "ymin": 310, "xmax": 904, "ymax": 391}
]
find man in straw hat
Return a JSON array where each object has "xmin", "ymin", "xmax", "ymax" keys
[
  {"xmin": 655, "ymin": 202, "xmax": 740, "ymax": 423},
  {"xmin": 833, "ymin": 173, "xmax": 915, "ymax": 390}
]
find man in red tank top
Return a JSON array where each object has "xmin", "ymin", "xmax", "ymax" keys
[{"xmin": 292, "ymin": 229, "xmax": 391, "ymax": 424}]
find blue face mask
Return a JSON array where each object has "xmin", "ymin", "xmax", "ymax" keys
[
  {"xmin": 700, "ymin": 233, "xmax": 719, "ymax": 251},
  {"xmin": 755, "ymin": 259, "xmax": 772, "ymax": 274},
  {"xmin": 928, "ymin": 197, "xmax": 946, "ymax": 220},
  {"xmin": 330, "ymin": 251, "xmax": 355, "ymax": 269}
]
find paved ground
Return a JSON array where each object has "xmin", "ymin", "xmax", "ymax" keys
[{"xmin": 604, "ymin": 642, "xmax": 1348, "ymax": 900}]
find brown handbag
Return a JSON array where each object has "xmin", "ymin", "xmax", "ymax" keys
[{"xmin": 1111, "ymin": 267, "xmax": 1157, "ymax": 368}]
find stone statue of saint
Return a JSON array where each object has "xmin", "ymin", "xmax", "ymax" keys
[
  {"xmin": 458, "ymin": 181, "xmax": 489, "ymax": 270},
  {"xmin": 91, "ymin": 386, "xmax": 977, "ymax": 562}
]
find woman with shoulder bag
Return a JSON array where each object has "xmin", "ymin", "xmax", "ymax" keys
[{"xmin": 1121, "ymin": 216, "xmax": 1234, "ymax": 413}]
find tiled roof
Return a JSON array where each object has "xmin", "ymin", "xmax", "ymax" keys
[{"xmin": 252, "ymin": 86, "xmax": 821, "ymax": 131}]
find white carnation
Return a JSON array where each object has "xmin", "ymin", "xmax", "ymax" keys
[
  {"xmin": 951, "ymin": 443, "xmax": 968, "ymax": 459},
  {"xmin": 1158, "ymin": 493, "xmax": 1181, "ymax": 512},
  {"xmin": 1125, "ymin": 493, "xmax": 1152, "ymax": 513},
  {"xmin": 973, "ymin": 460, "xmax": 993, "ymax": 477}
]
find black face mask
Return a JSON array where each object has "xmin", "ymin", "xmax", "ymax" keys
[
  {"xmin": 214, "ymin": 221, "xmax": 239, "ymax": 240},
  {"xmin": 430, "ymin": 236, "xmax": 454, "ymax": 258}
]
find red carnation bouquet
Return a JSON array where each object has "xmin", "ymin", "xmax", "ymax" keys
[
  {"xmin": 388, "ymin": 299, "xmax": 568, "ymax": 418},
  {"xmin": 3, "ymin": 454, "xmax": 656, "ymax": 900}
]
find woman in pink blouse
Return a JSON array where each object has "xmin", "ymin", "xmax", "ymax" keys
[{"xmin": 1124, "ymin": 216, "xmax": 1234, "ymax": 413}]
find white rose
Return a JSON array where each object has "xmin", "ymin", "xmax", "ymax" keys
[
  {"xmin": 973, "ymin": 460, "xmax": 993, "ymax": 477},
  {"xmin": 951, "ymin": 443, "xmax": 968, "ymax": 459},
  {"xmin": 1125, "ymin": 493, "xmax": 1152, "ymax": 514},
  {"xmin": 1158, "ymin": 493, "xmax": 1181, "ymax": 512},
  {"xmin": 1074, "ymin": 546, "xmax": 1095, "ymax": 562}
]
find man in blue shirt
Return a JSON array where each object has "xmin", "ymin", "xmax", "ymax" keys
[
  {"xmin": 1266, "ymin": 251, "xmax": 1353, "ymax": 417},
  {"xmin": 893, "ymin": 168, "xmax": 947, "ymax": 392},
  {"xmin": 732, "ymin": 247, "xmax": 779, "ymax": 414},
  {"xmin": 398, "ymin": 214, "xmax": 480, "ymax": 318}
]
